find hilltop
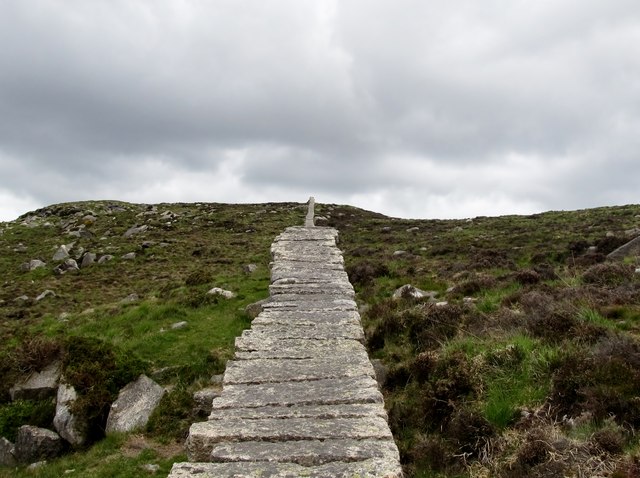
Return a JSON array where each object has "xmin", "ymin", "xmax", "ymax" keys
[{"xmin": 1, "ymin": 200, "xmax": 640, "ymax": 477}]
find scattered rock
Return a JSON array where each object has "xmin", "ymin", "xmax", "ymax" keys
[
  {"xmin": 82, "ymin": 215, "xmax": 96, "ymax": 224},
  {"xmin": 35, "ymin": 290, "xmax": 56, "ymax": 302},
  {"xmin": 122, "ymin": 252, "xmax": 136, "ymax": 260},
  {"xmin": 14, "ymin": 426, "xmax": 64, "ymax": 464},
  {"xmin": 59, "ymin": 312, "xmax": 71, "ymax": 321},
  {"xmin": 123, "ymin": 225, "xmax": 148, "ymax": 238},
  {"xmin": 15, "ymin": 295, "xmax": 30, "ymax": 302},
  {"xmin": 52, "ymin": 245, "xmax": 71, "ymax": 261},
  {"xmin": 244, "ymin": 298, "xmax": 270, "ymax": 319},
  {"xmin": 171, "ymin": 321, "xmax": 188, "ymax": 330},
  {"xmin": 53, "ymin": 383, "xmax": 86, "ymax": 447},
  {"xmin": 142, "ymin": 463, "xmax": 161, "ymax": 473},
  {"xmin": 53, "ymin": 259, "xmax": 79, "ymax": 275},
  {"xmin": 98, "ymin": 255, "xmax": 114, "ymax": 264},
  {"xmin": 10, "ymin": 361, "xmax": 61, "ymax": 401},
  {"xmin": 80, "ymin": 252, "xmax": 96, "ymax": 268},
  {"xmin": 122, "ymin": 293, "xmax": 139, "ymax": 303},
  {"xmin": 392, "ymin": 285, "xmax": 437, "ymax": 300},
  {"xmin": 243, "ymin": 264, "xmax": 258, "ymax": 274},
  {"xmin": 193, "ymin": 388, "xmax": 221, "ymax": 415},
  {"xmin": 207, "ymin": 287, "xmax": 236, "ymax": 299},
  {"xmin": 0, "ymin": 437, "xmax": 16, "ymax": 467},
  {"xmin": 370, "ymin": 359, "xmax": 388, "ymax": 388},
  {"xmin": 105, "ymin": 375, "xmax": 165, "ymax": 434},
  {"xmin": 406, "ymin": 227, "xmax": 419, "ymax": 233},
  {"xmin": 392, "ymin": 250, "xmax": 407, "ymax": 257},
  {"xmin": 463, "ymin": 297, "xmax": 477, "ymax": 305},
  {"xmin": 210, "ymin": 374, "xmax": 224, "ymax": 385},
  {"xmin": 141, "ymin": 241, "xmax": 156, "ymax": 249},
  {"xmin": 21, "ymin": 259, "xmax": 46, "ymax": 272},
  {"xmin": 27, "ymin": 460, "xmax": 48, "ymax": 470},
  {"xmin": 435, "ymin": 301, "xmax": 449, "ymax": 307},
  {"xmin": 381, "ymin": 227, "xmax": 391, "ymax": 233},
  {"xmin": 606, "ymin": 231, "xmax": 615, "ymax": 238}
]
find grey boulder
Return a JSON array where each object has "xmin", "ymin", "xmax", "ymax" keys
[
  {"xmin": 10, "ymin": 362, "xmax": 61, "ymax": 401},
  {"xmin": 53, "ymin": 383, "xmax": 86, "ymax": 446},
  {"xmin": 0, "ymin": 437, "xmax": 16, "ymax": 467},
  {"xmin": 14, "ymin": 426, "xmax": 64, "ymax": 464},
  {"xmin": 105, "ymin": 375, "xmax": 165, "ymax": 433}
]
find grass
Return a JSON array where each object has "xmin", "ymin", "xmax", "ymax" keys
[{"xmin": 2, "ymin": 200, "xmax": 640, "ymax": 476}]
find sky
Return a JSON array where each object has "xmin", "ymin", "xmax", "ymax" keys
[{"xmin": 1, "ymin": 1, "xmax": 639, "ymax": 222}]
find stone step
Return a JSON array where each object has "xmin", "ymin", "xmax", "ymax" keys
[
  {"xmin": 271, "ymin": 260, "xmax": 345, "ymax": 271},
  {"xmin": 247, "ymin": 323, "xmax": 365, "ymax": 341},
  {"xmin": 269, "ymin": 283, "xmax": 354, "ymax": 297},
  {"xmin": 254, "ymin": 309, "xmax": 361, "ymax": 325},
  {"xmin": 210, "ymin": 376, "xmax": 382, "ymax": 410},
  {"xmin": 207, "ymin": 403, "xmax": 388, "ymax": 421},
  {"xmin": 262, "ymin": 298, "xmax": 357, "ymax": 311},
  {"xmin": 223, "ymin": 356, "xmax": 374, "ymax": 384},
  {"xmin": 210, "ymin": 438, "xmax": 401, "ymax": 466},
  {"xmin": 235, "ymin": 336, "xmax": 367, "ymax": 356},
  {"xmin": 170, "ymin": 458, "xmax": 402, "ymax": 478},
  {"xmin": 186, "ymin": 416, "xmax": 394, "ymax": 460}
]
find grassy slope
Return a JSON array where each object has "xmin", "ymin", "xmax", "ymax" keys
[
  {"xmin": 0, "ymin": 200, "xmax": 304, "ymax": 477},
  {"xmin": 317, "ymin": 203, "xmax": 640, "ymax": 477},
  {"xmin": 1, "ymin": 200, "xmax": 640, "ymax": 477}
]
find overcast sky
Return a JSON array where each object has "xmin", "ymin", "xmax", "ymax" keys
[{"xmin": 1, "ymin": 1, "xmax": 639, "ymax": 222}]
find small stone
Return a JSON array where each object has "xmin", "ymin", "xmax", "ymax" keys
[
  {"xmin": 244, "ymin": 299, "xmax": 270, "ymax": 319},
  {"xmin": 381, "ymin": 227, "xmax": 391, "ymax": 233},
  {"xmin": 141, "ymin": 241, "xmax": 155, "ymax": 249},
  {"xmin": 53, "ymin": 259, "xmax": 79, "ymax": 275},
  {"xmin": 15, "ymin": 295, "xmax": 30, "ymax": 302},
  {"xmin": 142, "ymin": 463, "xmax": 160, "ymax": 473},
  {"xmin": 392, "ymin": 250, "xmax": 406, "ymax": 256},
  {"xmin": 27, "ymin": 460, "xmax": 47, "ymax": 470},
  {"xmin": 635, "ymin": 267, "xmax": 640, "ymax": 274},
  {"xmin": 21, "ymin": 259, "xmax": 46, "ymax": 272},
  {"xmin": 122, "ymin": 293, "xmax": 139, "ymax": 303},
  {"xmin": 207, "ymin": 287, "xmax": 236, "ymax": 299},
  {"xmin": 98, "ymin": 255, "xmax": 114, "ymax": 264},
  {"xmin": 606, "ymin": 231, "xmax": 615, "ymax": 238},
  {"xmin": 52, "ymin": 244, "xmax": 71, "ymax": 261},
  {"xmin": 122, "ymin": 252, "xmax": 136, "ymax": 260},
  {"xmin": 80, "ymin": 252, "xmax": 96, "ymax": 268},
  {"xmin": 435, "ymin": 301, "xmax": 449, "ymax": 307},
  {"xmin": 392, "ymin": 285, "xmax": 437, "ymax": 300},
  {"xmin": 59, "ymin": 312, "xmax": 70, "ymax": 321},
  {"xmin": 463, "ymin": 297, "xmax": 477, "ymax": 304},
  {"xmin": 171, "ymin": 321, "xmax": 188, "ymax": 330},
  {"xmin": 243, "ymin": 264, "xmax": 258, "ymax": 274},
  {"xmin": 193, "ymin": 388, "xmax": 221, "ymax": 414},
  {"xmin": 210, "ymin": 374, "xmax": 224, "ymax": 385},
  {"xmin": 35, "ymin": 290, "xmax": 56, "ymax": 302},
  {"xmin": 406, "ymin": 227, "xmax": 419, "ymax": 233},
  {"xmin": 123, "ymin": 225, "xmax": 148, "ymax": 238}
]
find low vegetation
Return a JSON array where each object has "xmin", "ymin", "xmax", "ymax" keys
[
  {"xmin": 319, "ymin": 203, "xmax": 640, "ymax": 477},
  {"xmin": 1, "ymin": 200, "xmax": 639, "ymax": 477}
]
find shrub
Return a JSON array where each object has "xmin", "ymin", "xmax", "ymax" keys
[
  {"xmin": 446, "ymin": 406, "xmax": 495, "ymax": 458},
  {"xmin": 62, "ymin": 336, "xmax": 148, "ymax": 444},
  {"xmin": 0, "ymin": 399, "xmax": 55, "ymax": 442},
  {"xmin": 184, "ymin": 269, "xmax": 214, "ymax": 286},
  {"xmin": 346, "ymin": 261, "xmax": 390, "ymax": 286},
  {"xmin": 515, "ymin": 269, "xmax": 541, "ymax": 285},
  {"xmin": 407, "ymin": 304, "xmax": 463, "ymax": 352},
  {"xmin": 583, "ymin": 263, "xmax": 635, "ymax": 287}
]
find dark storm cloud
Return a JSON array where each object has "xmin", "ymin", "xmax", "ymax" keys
[{"xmin": 0, "ymin": 0, "xmax": 639, "ymax": 221}]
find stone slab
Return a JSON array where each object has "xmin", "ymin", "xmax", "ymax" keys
[
  {"xmin": 210, "ymin": 438, "xmax": 400, "ymax": 466},
  {"xmin": 269, "ymin": 283, "xmax": 354, "ymax": 297},
  {"xmin": 275, "ymin": 227, "xmax": 339, "ymax": 241},
  {"xmin": 207, "ymin": 403, "xmax": 388, "ymax": 421},
  {"xmin": 186, "ymin": 416, "xmax": 393, "ymax": 460},
  {"xmin": 254, "ymin": 309, "xmax": 361, "ymax": 324},
  {"xmin": 247, "ymin": 323, "xmax": 365, "ymax": 341},
  {"xmin": 262, "ymin": 298, "xmax": 357, "ymax": 311},
  {"xmin": 169, "ymin": 458, "xmax": 402, "ymax": 478},
  {"xmin": 235, "ymin": 336, "xmax": 366, "ymax": 354},
  {"xmin": 223, "ymin": 356, "xmax": 374, "ymax": 384},
  {"xmin": 210, "ymin": 376, "xmax": 382, "ymax": 410}
]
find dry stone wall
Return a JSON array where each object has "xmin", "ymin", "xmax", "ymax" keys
[{"xmin": 169, "ymin": 206, "xmax": 402, "ymax": 477}]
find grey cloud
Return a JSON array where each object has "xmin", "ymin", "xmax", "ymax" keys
[{"xmin": 1, "ymin": 1, "xmax": 639, "ymax": 221}]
